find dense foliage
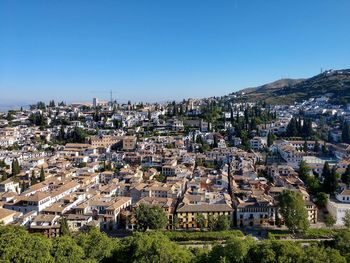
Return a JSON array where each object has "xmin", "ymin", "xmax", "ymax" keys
[
  {"xmin": 134, "ymin": 203, "xmax": 168, "ymax": 231},
  {"xmin": 277, "ymin": 190, "xmax": 309, "ymax": 233},
  {"xmin": 1, "ymin": 226, "xmax": 350, "ymax": 263}
]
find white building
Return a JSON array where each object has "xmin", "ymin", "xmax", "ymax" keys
[
  {"xmin": 249, "ymin": 137, "xmax": 266, "ymax": 151},
  {"xmin": 327, "ymin": 187, "xmax": 350, "ymax": 225}
]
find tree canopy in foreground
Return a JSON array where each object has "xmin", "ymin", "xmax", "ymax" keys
[{"xmin": 0, "ymin": 225, "xmax": 349, "ymax": 263}]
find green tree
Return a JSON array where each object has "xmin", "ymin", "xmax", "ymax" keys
[
  {"xmin": 172, "ymin": 215, "xmax": 179, "ymax": 230},
  {"xmin": 343, "ymin": 210, "xmax": 350, "ymax": 228},
  {"xmin": 286, "ymin": 117, "xmax": 298, "ymax": 137},
  {"xmin": 6, "ymin": 111, "xmax": 15, "ymax": 122},
  {"xmin": 209, "ymin": 237, "xmax": 254, "ymax": 263},
  {"xmin": 302, "ymin": 245, "xmax": 346, "ymax": 263},
  {"xmin": 112, "ymin": 232, "xmax": 193, "ymax": 263},
  {"xmin": 314, "ymin": 140, "xmax": 320, "ymax": 152},
  {"xmin": 342, "ymin": 122, "xmax": 350, "ymax": 143},
  {"xmin": 314, "ymin": 192, "xmax": 328, "ymax": 207},
  {"xmin": 215, "ymin": 215, "xmax": 230, "ymax": 231},
  {"xmin": 0, "ymin": 225, "xmax": 53, "ymax": 263},
  {"xmin": 67, "ymin": 127, "xmax": 88, "ymax": 143},
  {"xmin": 272, "ymin": 241, "xmax": 304, "ymax": 263},
  {"xmin": 135, "ymin": 203, "xmax": 167, "ymax": 231},
  {"xmin": 278, "ymin": 190, "xmax": 309, "ymax": 233},
  {"xmin": 303, "ymin": 140, "xmax": 308, "ymax": 152},
  {"xmin": 324, "ymin": 214, "xmax": 336, "ymax": 228},
  {"xmin": 75, "ymin": 227, "xmax": 117, "ymax": 262},
  {"xmin": 322, "ymin": 141, "xmax": 328, "ymax": 154},
  {"xmin": 298, "ymin": 160, "xmax": 310, "ymax": 182},
  {"xmin": 322, "ymin": 162, "xmax": 338, "ymax": 194},
  {"xmin": 246, "ymin": 242, "xmax": 276, "ymax": 263},
  {"xmin": 341, "ymin": 165, "xmax": 350, "ymax": 185},
  {"xmin": 58, "ymin": 126, "xmax": 66, "ymax": 142},
  {"xmin": 334, "ymin": 230, "xmax": 350, "ymax": 262},
  {"xmin": 51, "ymin": 236, "xmax": 84, "ymax": 263},
  {"xmin": 31, "ymin": 170, "xmax": 38, "ymax": 185},
  {"xmin": 267, "ymin": 132, "xmax": 275, "ymax": 147},
  {"xmin": 195, "ymin": 214, "xmax": 206, "ymax": 230},
  {"xmin": 39, "ymin": 167, "xmax": 45, "ymax": 182},
  {"xmin": 11, "ymin": 158, "xmax": 21, "ymax": 176},
  {"xmin": 208, "ymin": 214, "xmax": 216, "ymax": 231},
  {"xmin": 59, "ymin": 217, "xmax": 70, "ymax": 236},
  {"xmin": 305, "ymin": 175, "xmax": 321, "ymax": 195},
  {"xmin": 225, "ymin": 237, "xmax": 254, "ymax": 263}
]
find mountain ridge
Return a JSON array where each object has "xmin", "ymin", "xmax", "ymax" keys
[{"xmin": 232, "ymin": 69, "xmax": 350, "ymax": 105}]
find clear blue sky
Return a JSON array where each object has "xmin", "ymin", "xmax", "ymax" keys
[{"xmin": 1, "ymin": 0, "xmax": 350, "ymax": 105}]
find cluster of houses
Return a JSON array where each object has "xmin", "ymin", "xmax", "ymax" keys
[{"xmin": 0, "ymin": 96, "xmax": 350, "ymax": 236}]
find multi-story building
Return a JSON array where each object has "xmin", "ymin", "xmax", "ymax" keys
[{"xmin": 123, "ymin": 136, "xmax": 137, "ymax": 151}]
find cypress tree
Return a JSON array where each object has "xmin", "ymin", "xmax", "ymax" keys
[
  {"xmin": 59, "ymin": 217, "xmax": 70, "ymax": 236},
  {"xmin": 322, "ymin": 162, "xmax": 338, "ymax": 194},
  {"xmin": 230, "ymin": 108, "xmax": 234, "ymax": 125},
  {"xmin": 286, "ymin": 117, "xmax": 298, "ymax": 137},
  {"xmin": 303, "ymin": 141, "xmax": 308, "ymax": 152},
  {"xmin": 11, "ymin": 158, "xmax": 21, "ymax": 176},
  {"xmin": 314, "ymin": 140, "xmax": 320, "ymax": 152},
  {"xmin": 342, "ymin": 122, "xmax": 350, "ymax": 143},
  {"xmin": 299, "ymin": 160, "xmax": 310, "ymax": 182},
  {"xmin": 267, "ymin": 132, "xmax": 274, "ymax": 147},
  {"xmin": 322, "ymin": 142, "xmax": 328, "ymax": 154},
  {"xmin": 39, "ymin": 167, "xmax": 45, "ymax": 182},
  {"xmin": 342, "ymin": 165, "xmax": 350, "ymax": 185}
]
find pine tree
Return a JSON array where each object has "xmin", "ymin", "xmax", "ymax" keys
[{"xmin": 39, "ymin": 167, "xmax": 45, "ymax": 182}]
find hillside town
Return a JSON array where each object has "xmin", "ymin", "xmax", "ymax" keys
[{"xmin": 0, "ymin": 94, "xmax": 350, "ymax": 238}]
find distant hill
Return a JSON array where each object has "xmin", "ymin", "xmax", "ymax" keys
[{"xmin": 233, "ymin": 69, "xmax": 350, "ymax": 105}]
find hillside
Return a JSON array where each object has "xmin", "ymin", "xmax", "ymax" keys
[
  {"xmin": 234, "ymin": 69, "xmax": 350, "ymax": 105},
  {"xmin": 241, "ymin": 78, "xmax": 304, "ymax": 94}
]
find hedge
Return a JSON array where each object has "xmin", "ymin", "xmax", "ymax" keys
[{"xmin": 164, "ymin": 230, "xmax": 244, "ymax": 242}]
